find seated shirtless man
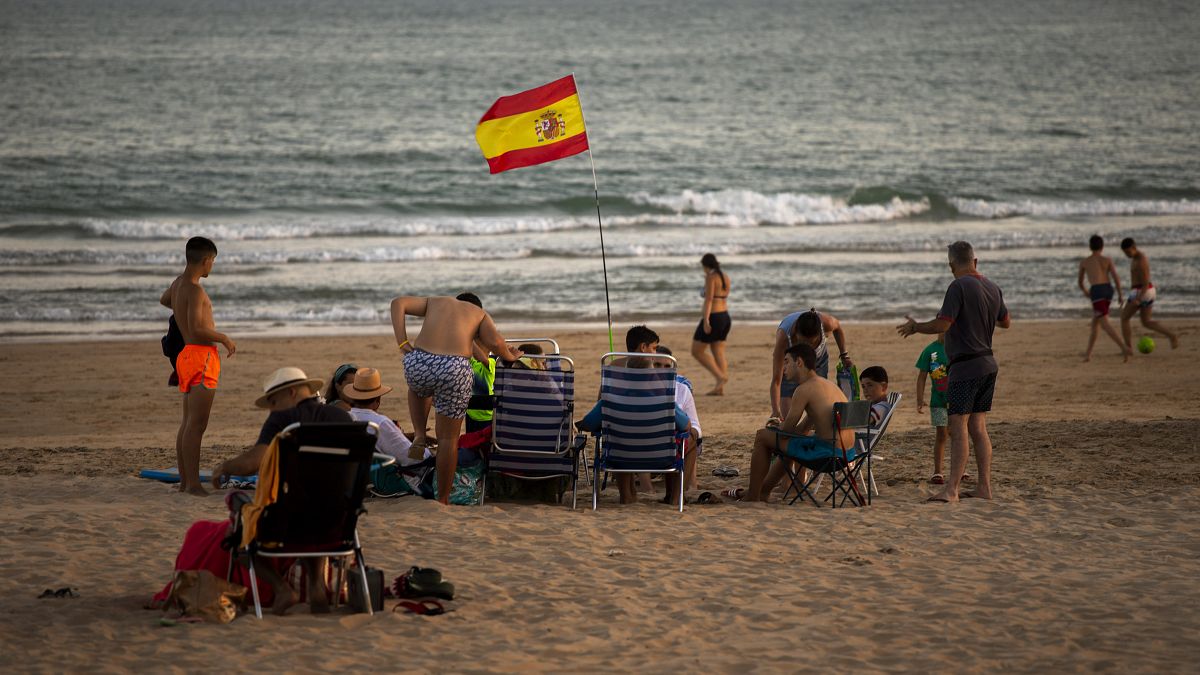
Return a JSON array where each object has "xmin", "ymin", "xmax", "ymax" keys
[
  {"xmin": 746, "ymin": 343, "xmax": 855, "ymax": 502},
  {"xmin": 391, "ymin": 292, "xmax": 522, "ymax": 505}
]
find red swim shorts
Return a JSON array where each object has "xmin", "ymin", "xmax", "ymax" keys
[{"xmin": 177, "ymin": 344, "xmax": 220, "ymax": 393}]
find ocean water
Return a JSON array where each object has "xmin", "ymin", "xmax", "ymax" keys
[{"xmin": 1, "ymin": 0, "xmax": 1197, "ymax": 338}]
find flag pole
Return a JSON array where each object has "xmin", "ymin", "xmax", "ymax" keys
[{"xmin": 573, "ymin": 73, "xmax": 615, "ymax": 352}]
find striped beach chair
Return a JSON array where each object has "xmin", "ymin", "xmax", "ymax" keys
[
  {"xmin": 590, "ymin": 352, "xmax": 687, "ymax": 512},
  {"xmin": 482, "ymin": 346, "xmax": 580, "ymax": 508}
]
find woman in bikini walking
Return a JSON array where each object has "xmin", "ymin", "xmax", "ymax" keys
[{"xmin": 690, "ymin": 253, "xmax": 732, "ymax": 395}]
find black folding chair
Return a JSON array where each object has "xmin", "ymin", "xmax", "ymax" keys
[
  {"xmin": 774, "ymin": 400, "xmax": 873, "ymax": 508},
  {"xmin": 231, "ymin": 421, "xmax": 378, "ymax": 618}
]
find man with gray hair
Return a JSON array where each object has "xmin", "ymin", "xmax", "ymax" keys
[{"xmin": 897, "ymin": 241, "xmax": 1010, "ymax": 502}]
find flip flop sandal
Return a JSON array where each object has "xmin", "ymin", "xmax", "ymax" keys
[
  {"xmin": 720, "ymin": 487, "xmax": 745, "ymax": 499},
  {"xmin": 393, "ymin": 567, "xmax": 455, "ymax": 601},
  {"xmin": 695, "ymin": 491, "xmax": 722, "ymax": 504},
  {"xmin": 394, "ymin": 599, "xmax": 446, "ymax": 616},
  {"xmin": 930, "ymin": 474, "xmax": 945, "ymax": 485},
  {"xmin": 38, "ymin": 587, "xmax": 79, "ymax": 599}
]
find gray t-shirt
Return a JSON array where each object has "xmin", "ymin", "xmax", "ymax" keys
[{"xmin": 937, "ymin": 274, "xmax": 1008, "ymax": 382}]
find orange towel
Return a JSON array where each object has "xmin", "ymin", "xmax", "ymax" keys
[{"xmin": 239, "ymin": 436, "xmax": 281, "ymax": 549}]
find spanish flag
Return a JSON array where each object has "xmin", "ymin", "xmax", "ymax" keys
[{"xmin": 475, "ymin": 75, "xmax": 589, "ymax": 174}]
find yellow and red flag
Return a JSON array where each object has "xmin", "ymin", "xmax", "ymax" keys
[{"xmin": 475, "ymin": 75, "xmax": 589, "ymax": 174}]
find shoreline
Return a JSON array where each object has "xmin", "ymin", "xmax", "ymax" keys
[{"xmin": 3, "ymin": 315, "xmax": 1199, "ymax": 345}]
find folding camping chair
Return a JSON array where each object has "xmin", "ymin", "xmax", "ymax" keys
[
  {"xmin": 588, "ymin": 352, "xmax": 688, "ymax": 512},
  {"xmin": 482, "ymin": 343, "xmax": 580, "ymax": 508},
  {"xmin": 775, "ymin": 399, "xmax": 873, "ymax": 508},
  {"xmin": 230, "ymin": 421, "xmax": 378, "ymax": 619},
  {"xmin": 797, "ymin": 391, "xmax": 904, "ymax": 502},
  {"xmin": 852, "ymin": 391, "xmax": 902, "ymax": 501}
]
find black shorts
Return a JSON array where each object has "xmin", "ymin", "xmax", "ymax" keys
[
  {"xmin": 694, "ymin": 311, "xmax": 731, "ymax": 343},
  {"xmin": 946, "ymin": 372, "xmax": 997, "ymax": 415}
]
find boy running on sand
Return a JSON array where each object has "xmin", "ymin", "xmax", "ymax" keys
[
  {"xmin": 160, "ymin": 237, "xmax": 236, "ymax": 496},
  {"xmin": 1078, "ymin": 235, "xmax": 1130, "ymax": 362},
  {"xmin": 1119, "ymin": 237, "xmax": 1180, "ymax": 352}
]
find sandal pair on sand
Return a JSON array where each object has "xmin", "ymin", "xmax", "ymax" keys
[
  {"xmin": 711, "ymin": 465, "xmax": 740, "ymax": 478},
  {"xmin": 390, "ymin": 567, "xmax": 455, "ymax": 616},
  {"xmin": 391, "ymin": 567, "xmax": 454, "ymax": 601},
  {"xmin": 929, "ymin": 473, "xmax": 971, "ymax": 485}
]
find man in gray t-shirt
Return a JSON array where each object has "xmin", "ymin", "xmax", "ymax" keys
[{"xmin": 898, "ymin": 241, "xmax": 1010, "ymax": 503}]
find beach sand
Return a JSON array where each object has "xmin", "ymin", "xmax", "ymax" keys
[{"xmin": 2, "ymin": 319, "xmax": 1198, "ymax": 672}]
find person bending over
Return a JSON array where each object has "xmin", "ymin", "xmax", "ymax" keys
[
  {"xmin": 390, "ymin": 292, "xmax": 522, "ymax": 505},
  {"xmin": 769, "ymin": 309, "xmax": 850, "ymax": 424}
]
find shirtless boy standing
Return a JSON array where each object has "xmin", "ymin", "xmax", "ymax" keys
[
  {"xmin": 1077, "ymin": 235, "xmax": 1130, "ymax": 362},
  {"xmin": 1119, "ymin": 237, "xmax": 1180, "ymax": 352},
  {"xmin": 745, "ymin": 343, "xmax": 854, "ymax": 502},
  {"xmin": 390, "ymin": 292, "xmax": 521, "ymax": 504},
  {"xmin": 160, "ymin": 237, "xmax": 236, "ymax": 496}
]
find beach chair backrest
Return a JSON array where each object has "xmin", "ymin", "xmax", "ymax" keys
[
  {"xmin": 599, "ymin": 352, "xmax": 679, "ymax": 471},
  {"xmin": 262, "ymin": 422, "xmax": 377, "ymax": 547},
  {"xmin": 858, "ymin": 391, "xmax": 902, "ymax": 452},
  {"xmin": 492, "ymin": 354, "xmax": 575, "ymax": 459}
]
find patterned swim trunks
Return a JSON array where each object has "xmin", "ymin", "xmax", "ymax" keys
[
  {"xmin": 403, "ymin": 349, "xmax": 474, "ymax": 420},
  {"xmin": 946, "ymin": 372, "xmax": 997, "ymax": 416}
]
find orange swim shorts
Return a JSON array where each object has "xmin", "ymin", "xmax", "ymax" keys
[{"xmin": 177, "ymin": 344, "xmax": 220, "ymax": 393}]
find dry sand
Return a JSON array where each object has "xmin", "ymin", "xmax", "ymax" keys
[{"xmin": 1, "ymin": 319, "xmax": 1198, "ymax": 672}]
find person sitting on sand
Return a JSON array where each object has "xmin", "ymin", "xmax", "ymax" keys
[
  {"xmin": 209, "ymin": 366, "xmax": 352, "ymax": 614},
  {"xmin": 769, "ymin": 309, "xmax": 851, "ymax": 424},
  {"xmin": 342, "ymin": 367, "xmax": 428, "ymax": 466},
  {"xmin": 322, "ymin": 363, "xmax": 358, "ymax": 411},
  {"xmin": 745, "ymin": 343, "xmax": 855, "ymax": 502}
]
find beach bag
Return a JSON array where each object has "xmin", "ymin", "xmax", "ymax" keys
[
  {"xmin": 164, "ymin": 570, "xmax": 247, "ymax": 624},
  {"xmin": 368, "ymin": 461, "xmax": 433, "ymax": 499},
  {"xmin": 836, "ymin": 362, "xmax": 860, "ymax": 401}
]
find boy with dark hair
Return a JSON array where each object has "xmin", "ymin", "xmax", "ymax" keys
[
  {"xmin": 746, "ymin": 343, "xmax": 855, "ymax": 502},
  {"xmin": 1078, "ymin": 235, "xmax": 1130, "ymax": 362},
  {"xmin": 625, "ymin": 324, "xmax": 659, "ymax": 352},
  {"xmin": 857, "ymin": 365, "xmax": 893, "ymax": 425},
  {"xmin": 915, "ymin": 333, "xmax": 951, "ymax": 484},
  {"xmin": 769, "ymin": 309, "xmax": 851, "ymax": 423},
  {"xmin": 1119, "ymin": 238, "xmax": 1180, "ymax": 351},
  {"xmin": 160, "ymin": 236, "xmax": 236, "ymax": 496}
]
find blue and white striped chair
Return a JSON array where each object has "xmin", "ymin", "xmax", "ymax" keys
[
  {"xmin": 590, "ymin": 352, "xmax": 687, "ymax": 512},
  {"xmin": 482, "ymin": 351, "xmax": 580, "ymax": 508}
]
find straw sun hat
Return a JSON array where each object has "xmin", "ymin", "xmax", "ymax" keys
[
  {"xmin": 339, "ymin": 367, "xmax": 393, "ymax": 401},
  {"xmin": 254, "ymin": 367, "xmax": 324, "ymax": 408}
]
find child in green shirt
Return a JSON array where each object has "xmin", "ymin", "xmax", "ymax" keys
[{"xmin": 915, "ymin": 334, "xmax": 951, "ymax": 484}]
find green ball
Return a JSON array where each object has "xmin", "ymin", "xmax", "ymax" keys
[{"xmin": 1137, "ymin": 336, "xmax": 1156, "ymax": 354}]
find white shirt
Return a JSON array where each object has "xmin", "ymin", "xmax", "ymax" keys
[
  {"xmin": 675, "ymin": 381, "xmax": 702, "ymax": 438},
  {"xmin": 347, "ymin": 407, "xmax": 427, "ymax": 466}
]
